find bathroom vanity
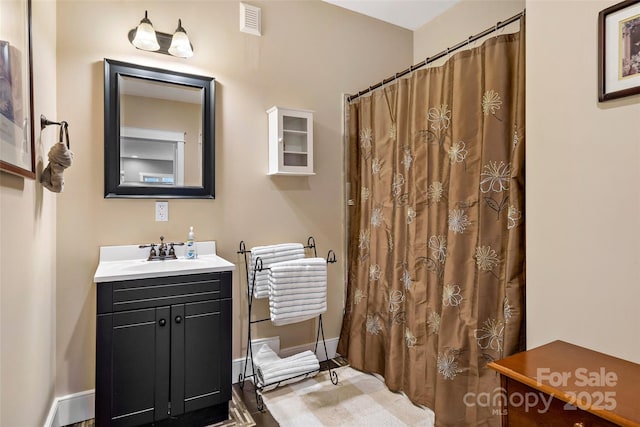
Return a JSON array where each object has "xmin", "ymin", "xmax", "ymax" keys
[{"xmin": 94, "ymin": 242, "xmax": 234, "ymax": 426}]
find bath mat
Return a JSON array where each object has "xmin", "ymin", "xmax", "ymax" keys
[{"xmin": 260, "ymin": 366, "xmax": 435, "ymax": 426}]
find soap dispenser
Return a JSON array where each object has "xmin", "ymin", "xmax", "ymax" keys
[{"xmin": 186, "ymin": 226, "xmax": 197, "ymax": 259}]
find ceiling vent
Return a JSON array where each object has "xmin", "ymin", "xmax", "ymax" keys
[{"xmin": 240, "ymin": 3, "xmax": 261, "ymax": 36}]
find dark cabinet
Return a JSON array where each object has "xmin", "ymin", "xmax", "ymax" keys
[{"xmin": 96, "ymin": 271, "xmax": 232, "ymax": 426}]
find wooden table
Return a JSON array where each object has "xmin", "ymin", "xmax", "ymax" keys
[{"xmin": 488, "ymin": 340, "xmax": 640, "ymax": 426}]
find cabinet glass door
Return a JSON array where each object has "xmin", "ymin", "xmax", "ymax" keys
[{"xmin": 282, "ymin": 115, "xmax": 308, "ymax": 168}]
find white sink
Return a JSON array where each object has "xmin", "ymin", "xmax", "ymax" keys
[{"xmin": 94, "ymin": 241, "xmax": 235, "ymax": 282}]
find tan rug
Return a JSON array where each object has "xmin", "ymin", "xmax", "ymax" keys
[{"xmin": 260, "ymin": 366, "xmax": 435, "ymax": 426}]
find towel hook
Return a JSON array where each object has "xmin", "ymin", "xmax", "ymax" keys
[
  {"xmin": 326, "ymin": 250, "xmax": 337, "ymax": 264},
  {"xmin": 41, "ymin": 115, "xmax": 70, "ymax": 149},
  {"xmin": 40, "ymin": 114, "xmax": 62, "ymax": 130}
]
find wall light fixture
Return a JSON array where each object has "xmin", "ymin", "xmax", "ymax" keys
[{"xmin": 128, "ymin": 11, "xmax": 194, "ymax": 58}]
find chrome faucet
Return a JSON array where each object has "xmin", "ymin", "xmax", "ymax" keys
[{"xmin": 140, "ymin": 236, "xmax": 184, "ymax": 261}]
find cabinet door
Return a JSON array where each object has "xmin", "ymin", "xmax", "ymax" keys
[
  {"xmin": 171, "ymin": 299, "xmax": 232, "ymax": 414},
  {"xmin": 98, "ymin": 307, "xmax": 170, "ymax": 427}
]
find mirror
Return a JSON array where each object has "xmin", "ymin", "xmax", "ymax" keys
[{"xmin": 104, "ymin": 59, "xmax": 215, "ymax": 198}]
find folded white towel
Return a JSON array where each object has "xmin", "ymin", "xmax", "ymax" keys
[
  {"xmin": 269, "ymin": 288, "xmax": 327, "ymax": 302},
  {"xmin": 271, "ymin": 313, "xmax": 318, "ymax": 326},
  {"xmin": 269, "ymin": 281, "xmax": 327, "ymax": 292},
  {"xmin": 270, "ymin": 257, "xmax": 327, "ymax": 268},
  {"xmin": 269, "ymin": 275, "xmax": 327, "ymax": 284},
  {"xmin": 270, "ymin": 297, "xmax": 326, "ymax": 309},
  {"xmin": 270, "ymin": 264, "xmax": 326, "ymax": 273},
  {"xmin": 251, "ymin": 243, "xmax": 303, "ymax": 253},
  {"xmin": 270, "ymin": 302, "xmax": 326, "ymax": 315},
  {"xmin": 249, "ymin": 243, "xmax": 306, "ymax": 298}
]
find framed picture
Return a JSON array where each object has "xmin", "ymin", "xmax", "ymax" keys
[{"xmin": 0, "ymin": 0, "xmax": 35, "ymax": 179}]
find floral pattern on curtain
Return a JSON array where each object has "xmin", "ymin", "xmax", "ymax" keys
[{"xmin": 337, "ymin": 29, "xmax": 525, "ymax": 427}]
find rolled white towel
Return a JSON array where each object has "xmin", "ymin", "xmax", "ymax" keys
[
  {"xmin": 258, "ymin": 370, "xmax": 318, "ymax": 391},
  {"xmin": 252, "ymin": 347, "xmax": 321, "ymax": 391},
  {"xmin": 260, "ymin": 350, "xmax": 317, "ymax": 371},
  {"xmin": 260, "ymin": 362, "xmax": 320, "ymax": 385},
  {"xmin": 257, "ymin": 351, "xmax": 320, "ymax": 388}
]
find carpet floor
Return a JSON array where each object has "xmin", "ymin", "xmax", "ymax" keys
[{"xmin": 260, "ymin": 365, "xmax": 435, "ymax": 427}]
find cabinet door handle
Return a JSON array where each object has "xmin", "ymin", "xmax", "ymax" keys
[
  {"xmin": 175, "ymin": 315, "xmax": 182, "ymax": 324},
  {"xmin": 159, "ymin": 319, "xmax": 166, "ymax": 327}
]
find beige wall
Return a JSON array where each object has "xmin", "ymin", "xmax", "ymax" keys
[
  {"xmin": 526, "ymin": 0, "xmax": 640, "ymax": 363},
  {"xmin": 0, "ymin": 1, "xmax": 58, "ymax": 426},
  {"xmin": 55, "ymin": 0, "xmax": 411, "ymax": 396},
  {"xmin": 413, "ymin": 0, "xmax": 525, "ymax": 64}
]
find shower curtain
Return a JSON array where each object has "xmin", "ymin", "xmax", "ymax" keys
[{"xmin": 337, "ymin": 27, "xmax": 525, "ymax": 427}]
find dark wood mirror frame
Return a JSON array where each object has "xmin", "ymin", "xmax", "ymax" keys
[{"xmin": 104, "ymin": 59, "xmax": 215, "ymax": 198}]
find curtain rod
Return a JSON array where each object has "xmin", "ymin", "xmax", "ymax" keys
[{"xmin": 347, "ymin": 9, "xmax": 525, "ymax": 102}]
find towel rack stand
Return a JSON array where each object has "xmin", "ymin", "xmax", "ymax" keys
[{"xmin": 237, "ymin": 237, "xmax": 338, "ymax": 411}]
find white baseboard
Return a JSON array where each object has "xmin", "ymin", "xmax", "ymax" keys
[
  {"xmin": 44, "ymin": 336, "xmax": 339, "ymax": 426},
  {"xmin": 232, "ymin": 336, "xmax": 339, "ymax": 384},
  {"xmin": 44, "ymin": 389, "xmax": 95, "ymax": 427}
]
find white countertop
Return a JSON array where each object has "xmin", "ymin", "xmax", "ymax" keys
[{"xmin": 94, "ymin": 241, "xmax": 235, "ymax": 283}]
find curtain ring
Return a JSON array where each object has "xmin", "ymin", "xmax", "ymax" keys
[
  {"xmin": 495, "ymin": 22, "xmax": 500, "ymax": 38},
  {"xmin": 446, "ymin": 47, "xmax": 450, "ymax": 59}
]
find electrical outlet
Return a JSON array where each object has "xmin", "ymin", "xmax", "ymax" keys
[{"xmin": 155, "ymin": 201, "xmax": 169, "ymax": 222}]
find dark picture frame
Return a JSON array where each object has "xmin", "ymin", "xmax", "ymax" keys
[
  {"xmin": 599, "ymin": 0, "xmax": 640, "ymax": 101},
  {"xmin": 0, "ymin": 0, "xmax": 35, "ymax": 179}
]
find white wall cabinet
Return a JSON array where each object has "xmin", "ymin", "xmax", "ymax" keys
[{"xmin": 267, "ymin": 106, "xmax": 314, "ymax": 175}]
